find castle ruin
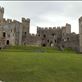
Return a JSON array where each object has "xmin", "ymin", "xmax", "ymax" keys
[
  {"xmin": 0, "ymin": 7, "xmax": 30, "ymax": 48},
  {"xmin": 0, "ymin": 6, "xmax": 82, "ymax": 52}
]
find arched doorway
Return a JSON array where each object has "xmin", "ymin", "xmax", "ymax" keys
[{"xmin": 6, "ymin": 40, "xmax": 9, "ymax": 45}]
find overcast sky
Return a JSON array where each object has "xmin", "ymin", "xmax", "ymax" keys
[{"xmin": 0, "ymin": 1, "xmax": 82, "ymax": 34}]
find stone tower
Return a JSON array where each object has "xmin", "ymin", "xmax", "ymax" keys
[
  {"xmin": 22, "ymin": 18, "xmax": 30, "ymax": 44},
  {"xmin": 22, "ymin": 18, "xmax": 30, "ymax": 35},
  {"xmin": 79, "ymin": 16, "xmax": 82, "ymax": 52},
  {"xmin": 65, "ymin": 23, "xmax": 71, "ymax": 34},
  {"xmin": 0, "ymin": 6, "xmax": 4, "ymax": 21}
]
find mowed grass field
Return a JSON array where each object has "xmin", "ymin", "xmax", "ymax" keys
[{"xmin": 0, "ymin": 46, "xmax": 82, "ymax": 82}]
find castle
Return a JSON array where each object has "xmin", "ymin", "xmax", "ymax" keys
[
  {"xmin": 0, "ymin": 6, "xmax": 82, "ymax": 52},
  {"xmin": 0, "ymin": 7, "xmax": 30, "ymax": 47}
]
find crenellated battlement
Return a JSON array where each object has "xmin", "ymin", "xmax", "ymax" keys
[
  {"xmin": 0, "ymin": 6, "xmax": 80, "ymax": 52},
  {"xmin": 66, "ymin": 23, "xmax": 71, "ymax": 27},
  {"xmin": 7, "ymin": 19, "xmax": 12, "ymax": 23},
  {"xmin": 37, "ymin": 23, "xmax": 71, "ymax": 38},
  {"xmin": 37, "ymin": 26, "xmax": 57, "ymax": 31},
  {"xmin": 22, "ymin": 17, "xmax": 30, "ymax": 23},
  {"xmin": 37, "ymin": 24, "xmax": 70, "ymax": 31}
]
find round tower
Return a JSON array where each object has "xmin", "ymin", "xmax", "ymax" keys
[
  {"xmin": 79, "ymin": 16, "xmax": 82, "ymax": 52},
  {"xmin": 0, "ymin": 7, "xmax": 4, "ymax": 21}
]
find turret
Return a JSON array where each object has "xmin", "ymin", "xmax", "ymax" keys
[
  {"xmin": 0, "ymin": 6, "xmax": 4, "ymax": 21},
  {"xmin": 65, "ymin": 23, "xmax": 71, "ymax": 34}
]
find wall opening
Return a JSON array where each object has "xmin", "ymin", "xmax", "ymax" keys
[
  {"xmin": 47, "ymin": 40, "xmax": 49, "ymax": 42},
  {"xmin": 55, "ymin": 40, "xmax": 56, "ymax": 43},
  {"xmin": 38, "ymin": 34, "xmax": 40, "ymax": 36},
  {"xmin": 67, "ymin": 37, "xmax": 70, "ymax": 41},
  {"xmin": 3, "ymin": 32, "xmax": 6, "ymax": 37},
  {"xmin": 43, "ymin": 34, "xmax": 46, "ymax": 38},
  {"xmin": 42, "ymin": 44, "xmax": 46, "ymax": 47},
  {"xmin": 0, "ymin": 47, "xmax": 1, "ymax": 50},
  {"xmin": 6, "ymin": 40, "xmax": 9, "ymax": 45},
  {"xmin": 25, "ymin": 32, "xmax": 26, "ymax": 35},
  {"xmin": 52, "ymin": 33, "xmax": 54, "ymax": 36}
]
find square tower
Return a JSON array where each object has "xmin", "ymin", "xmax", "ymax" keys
[
  {"xmin": 65, "ymin": 23, "xmax": 71, "ymax": 34},
  {"xmin": 22, "ymin": 18, "xmax": 30, "ymax": 35}
]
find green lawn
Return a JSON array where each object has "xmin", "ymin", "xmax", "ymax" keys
[{"xmin": 0, "ymin": 46, "xmax": 82, "ymax": 82}]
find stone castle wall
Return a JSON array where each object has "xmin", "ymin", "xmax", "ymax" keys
[
  {"xmin": 37, "ymin": 24, "xmax": 79, "ymax": 51},
  {"xmin": 0, "ymin": 6, "xmax": 81, "ymax": 52}
]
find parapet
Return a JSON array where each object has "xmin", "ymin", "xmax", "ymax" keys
[
  {"xmin": 57, "ymin": 26, "xmax": 60, "ymax": 29},
  {"xmin": 53, "ymin": 27, "xmax": 56, "ymax": 29},
  {"xmin": 66, "ymin": 23, "xmax": 71, "ymax": 27},
  {"xmin": 49, "ymin": 27, "xmax": 52, "ymax": 29},
  {"xmin": 37, "ymin": 26, "xmax": 61, "ymax": 31},
  {"xmin": 27, "ymin": 18, "xmax": 30, "ymax": 22},
  {"xmin": 7, "ymin": 19, "xmax": 12, "ymax": 23},
  {"xmin": 37, "ymin": 26, "xmax": 44, "ymax": 30},
  {"xmin": 22, "ymin": 17, "xmax": 30, "ymax": 23},
  {"xmin": 13, "ymin": 20, "xmax": 20, "ymax": 23},
  {"xmin": 61, "ymin": 26, "xmax": 65, "ymax": 29}
]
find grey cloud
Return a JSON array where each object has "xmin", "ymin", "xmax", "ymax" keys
[{"xmin": 0, "ymin": 1, "xmax": 82, "ymax": 34}]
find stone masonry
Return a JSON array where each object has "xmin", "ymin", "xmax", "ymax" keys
[
  {"xmin": 37, "ymin": 24, "xmax": 79, "ymax": 51},
  {"xmin": 0, "ymin": 6, "xmax": 81, "ymax": 52},
  {"xmin": 0, "ymin": 7, "xmax": 30, "ymax": 48}
]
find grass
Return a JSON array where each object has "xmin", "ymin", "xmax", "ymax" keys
[{"xmin": 0, "ymin": 46, "xmax": 82, "ymax": 82}]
